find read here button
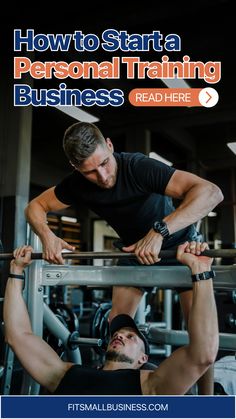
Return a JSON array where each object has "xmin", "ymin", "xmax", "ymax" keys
[{"xmin": 128, "ymin": 88, "xmax": 219, "ymax": 107}]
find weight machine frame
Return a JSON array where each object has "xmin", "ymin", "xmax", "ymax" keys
[{"xmin": 1, "ymin": 232, "xmax": 236, "ymax": 395}]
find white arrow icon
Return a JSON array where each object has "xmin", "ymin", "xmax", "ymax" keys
[{"xmin": 199, "ymin": 88, "xmax": 219, "ymax": 108}]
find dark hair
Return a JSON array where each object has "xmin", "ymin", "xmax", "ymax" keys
[{"xmin": 63, "ymin": 122, "xmax": 106, "ymax": 166}]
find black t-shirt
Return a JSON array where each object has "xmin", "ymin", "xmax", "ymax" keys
[
  {"xmin": 55, "ymin": 152, "xmax": 192, "ymax": 247},
  {"xmin": 54, "ymin": 365, "xmax": 142, "ymax": 395}
]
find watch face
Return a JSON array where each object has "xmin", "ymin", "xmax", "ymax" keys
[
  {"xmin": 153, "ymin": 221, "xmax": 169, "ymax": 238},
  {"xmin": 153, "ymin": 222, "xmax": 160, "ymax": 232}
]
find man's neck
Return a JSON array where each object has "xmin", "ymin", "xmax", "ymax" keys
[{"xmin": 102, "ymin": 361, "xmax": 136, "ymax": 371}]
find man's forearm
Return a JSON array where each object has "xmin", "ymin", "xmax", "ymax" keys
[
  {"xmin": 4, "ymin": 277, "xmax": 32, "ymax": 346},
  {"xmin": 164, "ymin": 183, "xmax": 223, "ymax": 234},
  {"xmin": 25, "ymin": 201, "xmax": 53, "ymax": 241},
  {"xmin": 188, "ymin": 279, "xmax": 218, "ymax": 364}
]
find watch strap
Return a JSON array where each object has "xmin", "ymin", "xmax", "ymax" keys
[
  {"xmin": 191, "ymin": 270, "xmax": 216, "ymax": 282},
  {"xmin": 8, "ymin": 272, "xmax": 25, "ymax": 280}
]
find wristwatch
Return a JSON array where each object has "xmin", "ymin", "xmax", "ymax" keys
[
  {"xmin": 153, "ymin": 220, "xmax": 170, "ymax": 239},
  {"xmin": 191, "ymin": 270, "xmax": 216, "ymax": 282}
]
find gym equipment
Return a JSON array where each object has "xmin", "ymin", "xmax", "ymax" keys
[
  {"xmin": 148, "ymin": 326, "xmax": 236, "ymax": 351},
  {"xmin": 42, "ymin": 264, "xmax": 236, "ymax": 289},
  {"xmin": 0, "ymin": 240, "xmax": 4, "ymax": 269},
  {"xmin": 90, "ymin": 302, "xmax": 111, "ymax": 353},
  {"xmin": 226, "ymin": 313, "xmax": 236, "ymax": 329},
  {"xmin": 48, "ymin": 303, "xmax": 79, "ymax": 333},
  {"xmin": 0, "ymin": 248, "xmax": 236, "ymax": 260},
  {"xmin": 43, "ymin": 303, "xmax": 102, "ymax": 358},
  {"xmin": 43, "ymin": 303, "xmax": 79, "ymax": 357},
  {"xmin": 2, "ymin": 231, "xmax": 236, "ymax": 395}
]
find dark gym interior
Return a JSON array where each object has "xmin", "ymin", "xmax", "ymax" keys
[{"xmin": 0, "ymin": 0, "xmax": 235, "ymax": 397}]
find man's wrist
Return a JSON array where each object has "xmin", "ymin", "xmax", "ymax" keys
[
  {"xmin": 10, "ymin": 262, "xmax": 25, "ymax": 275},
  {"xmin": 38, "ymin": 223, "xmax": 54, "ymax": 241},
  {"xmin": 190, "ymin": 263, "xmax": 213, "ymax": 275},
  {"xmin": 152, "ymin": 230, "xmax": 164, "ymax": 241}
]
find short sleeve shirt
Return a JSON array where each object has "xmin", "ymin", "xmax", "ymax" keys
[{"xmin": 55, "ymin": 152, "xmax": 191, "ymax": 246}]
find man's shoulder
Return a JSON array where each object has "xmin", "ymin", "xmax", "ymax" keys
[
  {"xmin": 57, "ymin": 170, "xmax": 84, "ymax": 185},
  {"xmin": 116, "ymin": 152, "xmax": 148, "ymax": 171},
  {"xmin": 54, "ymin": 170, "xmax": 86, "ymax": 204},
  {"xmin": 116, "ymin": 151, "xmax": 146, "ymax": 162}
]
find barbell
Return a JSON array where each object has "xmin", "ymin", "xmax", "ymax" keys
[{"xmin": 0, "ymin": 249, "xmax": 235, "ymax": 260}]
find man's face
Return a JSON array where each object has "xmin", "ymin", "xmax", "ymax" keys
[
  {"xmin": 106, "ymin": 327, "xmax": 147, "ymax": 367},
  {"xmin": 77, "ymin": 139, "xmax": 117, "ymax": 189}
]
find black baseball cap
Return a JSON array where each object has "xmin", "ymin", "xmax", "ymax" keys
[{"xmin": 109, "ymin": 314, "xmax": 150, "ymax": 355}]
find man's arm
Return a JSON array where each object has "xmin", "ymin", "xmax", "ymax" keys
[
  {"xmin": 25, "ymin": 187, "xmax": 75, "ymax": 264},
  {"xmin": 163, "ymin": 170, "xmax": 223, "ymax": 234},
  {"xmin": 123, "ymin": 170, "xmax": 223, "ymax": 265},
  {"xmin": 142, "ymin": 242, "xmax": 219, "ymax": 395},
  {"xmin": 3, "ymin": 246, "xmax": 72, "ymax": 392}
]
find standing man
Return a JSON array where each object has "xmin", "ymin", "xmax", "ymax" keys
[{"xmin": 25, "ymin": 122, "xmax": 223, "ymax": 392}]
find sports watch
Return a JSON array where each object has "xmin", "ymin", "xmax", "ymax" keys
[
  {"xmin": 191, "ymin": 270, "xmax": 216, "ymax": 282},
  {"xmin": 153, "ymin": 220, "xmax": 170, "ymax": 239}
]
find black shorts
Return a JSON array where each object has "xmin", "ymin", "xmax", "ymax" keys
[{"xmin": 116, "ymin": 227, "xmax": 203, "ymax": 294}]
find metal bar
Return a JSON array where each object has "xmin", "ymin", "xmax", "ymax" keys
[
  {"xmin": 42, "ymin": 264, "xmax": 236, "ymax": 289},
  {"xmin": 69, "ymin": 337, "xmax": 103, "ymax": 347},
  {"xmin": 1, "ymin": 248, "xmax": 236, "ymax": 260},
  {"xmin": 135, "ymin": 293, "xmax": 147, "ymax": 324},
  {"xmin": 149, "ymin": 347, "xmax": 167, "ymax": 356},
  {"xmin": 148, "ymin": 327, "xmax": 236, "ymax": 351},
  {"xmin": 164, "ymin": 290, "xmax": 172, "ymax": 357},
  {"xmin": 43, "ymin": 304, "xmax": 82, "ymax": 364},
  {"xmin": 43, "ymin": 303, "xmax": 70, "ymax": 345},
  {"xmin": 0, "ymin": 346, "xmax": 15, "ymax": 395}
]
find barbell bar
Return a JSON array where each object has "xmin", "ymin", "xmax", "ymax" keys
[{"xmin": 0, "ymin": 249, "xmax": 235, "ymax": 260}]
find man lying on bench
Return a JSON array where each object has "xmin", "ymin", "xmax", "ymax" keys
[{"xmin": 3, "ymin": 241, "xmax": 218, "ymax": 395}]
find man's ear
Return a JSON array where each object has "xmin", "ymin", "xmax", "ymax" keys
[
  {"xmin": 105, "ymin": 138, "xmax": 114, "ymax": 152},
  {"xmin": 70, "ymin": 161, "xmax": 78, "ymax": 170},
  {"xmin": 138, "ymin": 354, "xmax": 148, "ymax": 366}
]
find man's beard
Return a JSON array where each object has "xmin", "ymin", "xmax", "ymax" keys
[
  {"xmin": 97, "ymin": 174, "xmax": 116, "ymax": 189},
  {"xmin": 105, "ymin": 350, "xmax": 134, "ymax": 364}
]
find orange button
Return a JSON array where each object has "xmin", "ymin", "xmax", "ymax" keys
[{"xmin": 128, "ymin": 88, "xmax": 218, "ymax": 107}]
